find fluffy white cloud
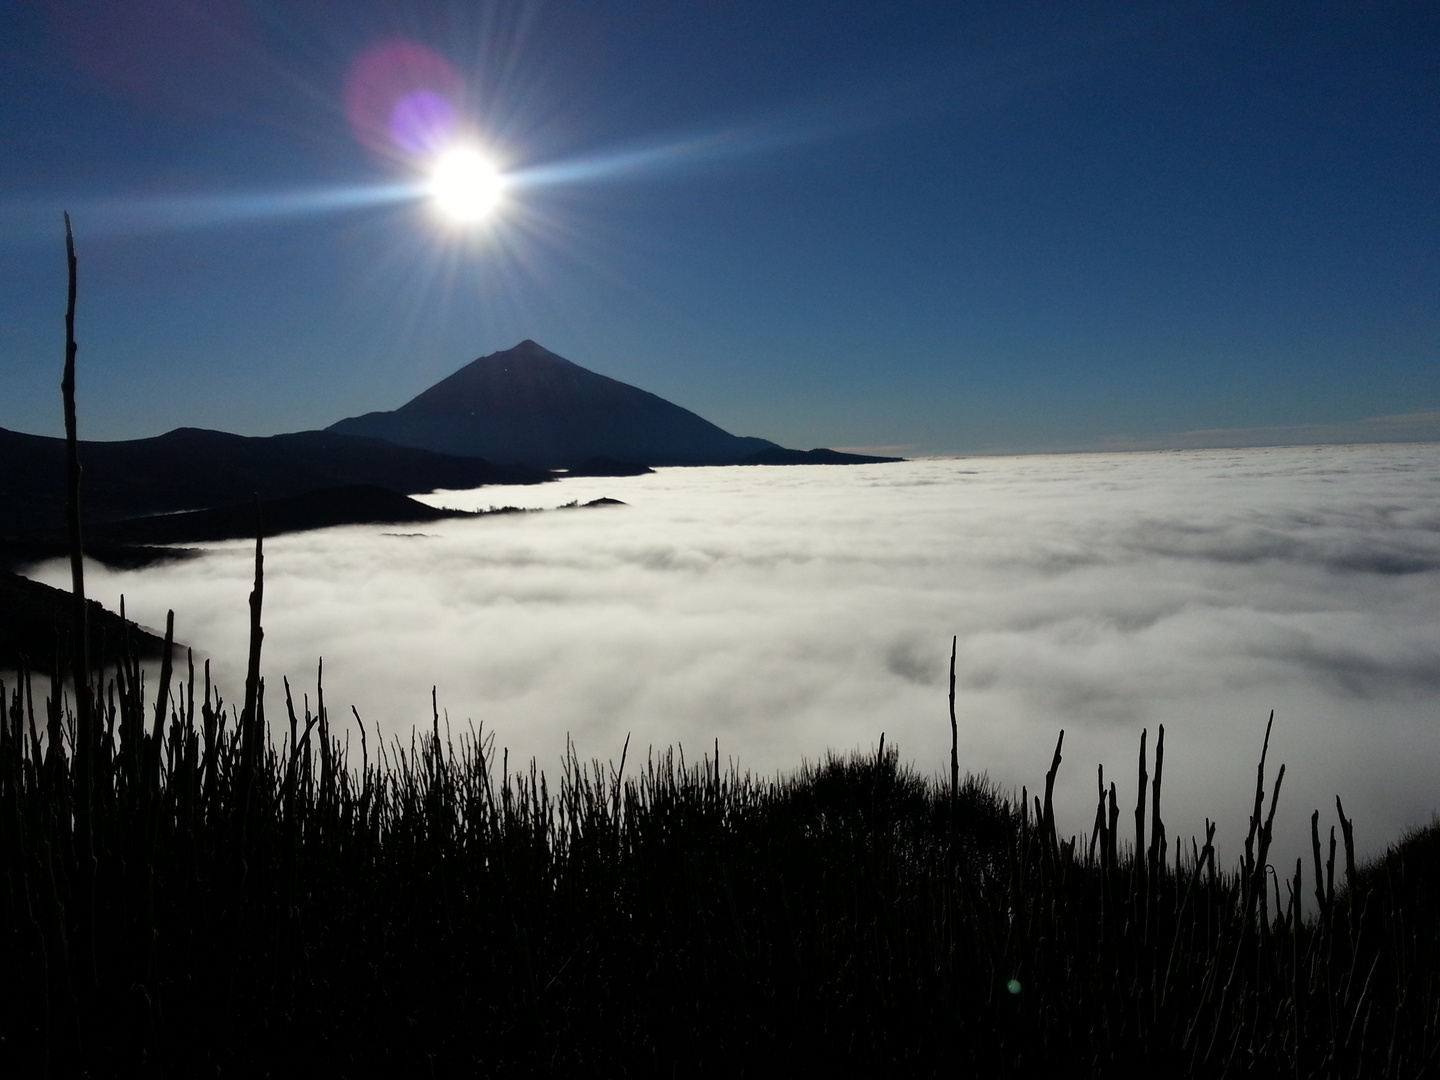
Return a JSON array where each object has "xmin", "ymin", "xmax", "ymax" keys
[{"xmin": 30, "ymin": 443, "xmax": 1440, "ymax": 874}]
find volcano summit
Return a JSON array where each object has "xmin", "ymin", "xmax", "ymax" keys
[{"xmin": 328, "ymin": 341, "xmax": 895, "ymax": 469}]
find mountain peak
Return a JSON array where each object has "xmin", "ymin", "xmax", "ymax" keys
[
  {"xmin": 328, "ymin": 342, "xmax": 777, "ymax": 467},
  {"xmin": 497, "ymin": 339, "xmax": 564, "ymax": 362}
]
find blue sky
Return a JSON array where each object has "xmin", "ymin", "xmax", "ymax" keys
[{"xmin": 0, "ymin": 1, "xmax": 1434, "ymax": 454}]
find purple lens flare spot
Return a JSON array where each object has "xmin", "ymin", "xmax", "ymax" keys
[
  {"xmin": 344, "ymin": 39, "xmax": 465, "ymax": 159},
  {"xmin": 390, "ymin": 91, "xmax": 457, "ymax": 157}
]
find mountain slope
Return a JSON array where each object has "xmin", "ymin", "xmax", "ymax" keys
[
  {"xmin": 0, "ymin": 570, "xmax": 174, "ymax": 674},
  {"xmin": 0, "ymin": 426, "xmax": 549, "ymax": 537},
  {"xmin": 87, "ymin": 485, "xmax": 473, "ymax": 545},
  {"xmin": 328, "ymin": 340, "xmax": 779, "ymax": 468}
]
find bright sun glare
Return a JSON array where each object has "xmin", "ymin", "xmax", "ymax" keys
[{"xmin": 428, "ymin": 146, "xmax": 504, "ymax": 223}]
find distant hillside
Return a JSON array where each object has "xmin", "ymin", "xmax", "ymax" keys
[
  {"xmin": 743, "ymin": 446, "xmax": 904, "ymax": 465},
  {"xmin": 87, "ymin": 485, "xmax": 472, "ymax": 546},
  {"xmin": 0, "ymin": 426, "xmax": 550, "ymax": 538},
  {"xmin": 328, "ymin": 340, "xmax": 781, "ymax": 468}
]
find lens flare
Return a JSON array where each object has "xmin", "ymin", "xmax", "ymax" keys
[
  {"xmin": 345, "ymin": 40, "xmax": 464, "ymax": 159},
  {"xmin": 428, "ymin": 147, "xmax": 503, "ymax": 223},
  {"xmin": 390, "ymin": 90, "xmax": 457, "ymax": 157}
]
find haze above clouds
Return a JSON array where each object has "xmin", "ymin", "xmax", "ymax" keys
[{"xmin": 31, "ymin": 445, "xmax": 1440, "ymax": 871}]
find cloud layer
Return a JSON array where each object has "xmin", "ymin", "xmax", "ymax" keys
[{"xmin": 32, "ymin": 443, "xmax": 1440, "ymax": 872}]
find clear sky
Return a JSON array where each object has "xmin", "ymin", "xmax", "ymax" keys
[{"xmin": 0, "ymin": 1, "xmax": 1434, "ymax": 455}]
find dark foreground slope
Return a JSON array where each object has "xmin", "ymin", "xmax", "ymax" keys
[
  {"xmin": 2, "ymin": 649, "xmax": 1433, "ymax": 1075},
  {"xmin": 329, "ymin": 339, "xmax": 783, "ymax": 468},
  {"xmin": 0, "ymin": 570, "xmax": 171, "ymax": 673},
  {"xmin": 0, "ymin": 425, "xmax": 550, "ymax": 537}
]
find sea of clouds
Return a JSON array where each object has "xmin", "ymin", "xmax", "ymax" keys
[{"xmin": 30, "ymin": 443, "xmax": 1440, "ymax": 872}]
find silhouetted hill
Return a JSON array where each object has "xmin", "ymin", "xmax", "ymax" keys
[
  {"xmin": 87, "ymin": 485, "xmax": 473, "ymax": 546},
  {"xmin": 0, "ymin": 570, "xmax": 173, "ymax": 674},
  {"xmin": 565, "ymin": 457, "xmax": 655, "ymax": 477},
  {"xmin": 0, "ymin": 426, "xmax": 550, "ymax": 537},
  {"xmin": 0, "ymin": 538, "xmax": 198, "ymax": 575},
  {"xmin": 328, "ymin": 340, "xmax": 780, "ymax": 468},
  {"xmin": 741, "ymin": 447, "xmax": 905, "ymax": 465}
]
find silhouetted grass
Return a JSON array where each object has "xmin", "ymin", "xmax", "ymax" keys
[{"xmin": 2, "ymin": 631, "xmax": 1436, "ymax": 1075}]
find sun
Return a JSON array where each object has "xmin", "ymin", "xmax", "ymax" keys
[{"xmin": 427, "ymin": 146, "xmax": 504, "ymax": 224}]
